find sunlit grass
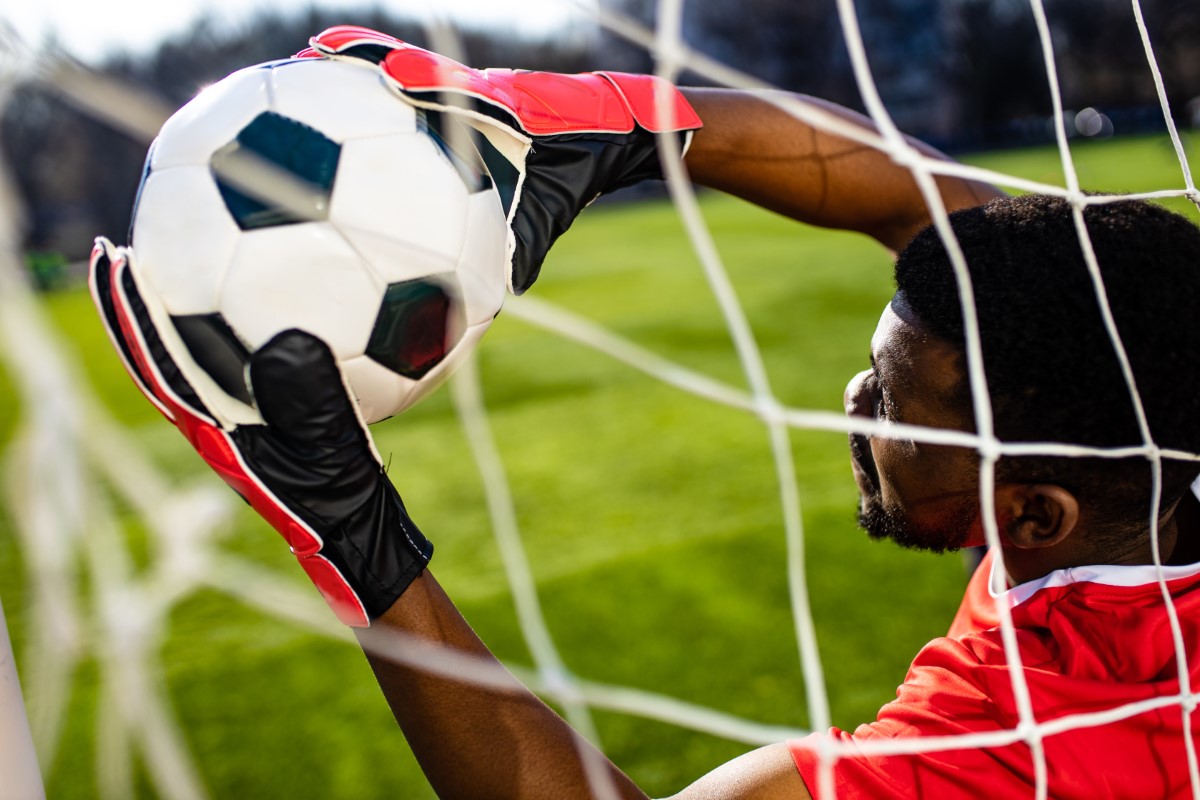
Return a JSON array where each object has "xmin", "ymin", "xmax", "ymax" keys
[{"xmin": 1, "ymin": 132, "xmax": 1197, "ymax": 798}]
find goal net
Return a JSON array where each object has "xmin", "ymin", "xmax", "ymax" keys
[{"xmin": 1, "ymin": 1, "xmax": 1198, "ymax": 798}]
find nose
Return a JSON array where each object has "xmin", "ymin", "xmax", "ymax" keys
[{"xmin": 844, "ymin": 368, "xmax": 878, "ymax": 419}]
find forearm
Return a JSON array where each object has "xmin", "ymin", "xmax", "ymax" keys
[
  {"xmin": 681, "ymin": 88, "xmax": 1003, "ymax": 251},
  {"xmin": 356, "ymin": 571, "xmax": 648, "ymax": 800}
]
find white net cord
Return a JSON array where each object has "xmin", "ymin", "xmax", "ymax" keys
[{"xmin": 2, "ymin": 1, "xmax": 1200, "ymax": 798}]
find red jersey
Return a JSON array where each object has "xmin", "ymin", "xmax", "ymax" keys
[{"xmin": 790, "ymin": 549, "xmax": 1200, "ymax": 798}]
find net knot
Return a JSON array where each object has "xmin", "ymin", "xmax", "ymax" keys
[
  {"xmin": 976, "ymin": 436, "xmax": 1003, "ymax": 462},
  {"xmin": 540, "ymin": 664, "xmax": 584, "ymax": 706},
  {"xmin": 101, "ymin": 588, "xmax": 158, "ymax": 650},
  {"xmin": 1016, "ymin": 719, "xmax": 1043, "ymax": 745},
  {"xmin": 887, "ymin": 144, "xmax": 925, "ymax": 172},
  {"xmin": 813, "ymin": 731, "xmax": 842, "ymax": 763},
  {"xmin": 1065, "ymin": 190, "xmax": 1088, "ymax": 211},
  {"xmin": 753, "ymin": 395, "xmax": 786, "ymax": 426}
]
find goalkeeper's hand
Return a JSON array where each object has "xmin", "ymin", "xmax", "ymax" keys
[
  {"xmin": 297, "ymin": 25, "xmax": 702, "ymax": 294},
  {"xmin": 88, "ymin": 237, "xmax": 432, "ymax": 628}
]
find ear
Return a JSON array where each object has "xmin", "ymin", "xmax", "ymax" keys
[{"xmin": 998, "ymin": 484, "xmax": 1080, "ymax": 549}]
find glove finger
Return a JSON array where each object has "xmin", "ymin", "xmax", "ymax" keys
[
  {"xmin": 247, "ymin": 329, "xmax": 374, "ymax": 454},
  {"xmin": 106, "ymin": 249, "xmax": 218, "ymax": 427},
  {"xmin": 88, "ymin": 238, "xmax": 173, "ymax": 420},
  {"xmin": 307, "ymin": 25, "xmax": 404, "ymax": 64}
]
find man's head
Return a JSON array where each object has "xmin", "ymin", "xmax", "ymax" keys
[{"xmin": 848, "ymin": 194, "xmax": 1200, "ymax": 561}]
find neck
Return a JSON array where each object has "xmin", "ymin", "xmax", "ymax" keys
[{"xmin": 1169, "ymin": 490, "xmax": 1200, "ymax": 565}]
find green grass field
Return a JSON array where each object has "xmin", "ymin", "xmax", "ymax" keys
[{"xmin": 1, "ymin": 133, "xmax": 1198, "ymax": 798}]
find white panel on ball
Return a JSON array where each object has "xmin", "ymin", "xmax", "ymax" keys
[
  {"xmin": 339, "ymin": 354, "xmax": 411, "ymax": 424},
  {"xmin": 456, "ymin": 190, "xmax": 509, "ymax": 326},
  {"xmin": 220, "ymin": 223, "xmax": 384, "ymax": 358},
  {"xmin": 330, "ymin": 134, "xmax": 470, "ymax": 264},
  {"xmin": 152, "ymin": 68, "xmax": 271, "ymax": 171},
  {"xmin": 268, "ymin": 59, "xmax": 417, "ymax": 143},
  {"xmin": 132, "ymin": 167, "xmax": 241, "ymax": 315},
  {"xmin": 337, "ymin": 223, "xmax": 458, "ymax": 286}
]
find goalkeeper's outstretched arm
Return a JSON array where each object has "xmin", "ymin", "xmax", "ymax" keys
[
  {"xmin": 681, "ymin": 88, "xmax": 1004, "ymax": 251},
  {"xmin": 360, "ymin": 572, "xmax": 810, "ymax": 800}
]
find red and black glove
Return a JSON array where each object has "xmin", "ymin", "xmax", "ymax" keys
[
  {"xmin": 88, "ymin": 238, "xmax": 432, "ymax": 627},
  {"xmin": 297, "ymin": 25, "xmax": 703, "ymax": 294}
]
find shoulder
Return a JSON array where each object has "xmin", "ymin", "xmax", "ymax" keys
[{"xmin": 668, "ymin": 743, "xmax": 812, "ymax": 800}]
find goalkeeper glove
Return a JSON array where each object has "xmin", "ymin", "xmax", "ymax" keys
[
  {"xmin": 89, "ymin": 237, "xmax": 432, "ymax": 627},
  {"xmin": 297, "ymin": 25, "xmax": 703, "ymax": 294}
]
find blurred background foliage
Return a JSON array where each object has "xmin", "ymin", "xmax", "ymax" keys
[{"xmin": 4, "ymin": 0, "xmax": 1200, "ymax": 274}]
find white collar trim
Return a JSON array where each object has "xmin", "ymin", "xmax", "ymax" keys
[
  {"xmin": 989, "ymin": 478, "xmax": 1200, "ymax": 609},
  {"xmin": 988, "ymin": 552, "xmax": 1200, "ymax": 609}
]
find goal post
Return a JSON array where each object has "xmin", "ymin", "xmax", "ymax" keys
[{"xmin": 0, "ymin": 594, "xmax": 44, "ymax": 800}]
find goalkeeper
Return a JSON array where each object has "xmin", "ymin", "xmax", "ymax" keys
[{"xmin": 90, "ymin": 26, "xmax": 1200, "ymax": 799}]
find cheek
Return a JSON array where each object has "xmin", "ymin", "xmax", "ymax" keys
[
  {"xmin": 873, "ymin": 440, "xmax": 977, "ymax": 513},
  {"xmin": 870, "ymin": 437, "xmax": 919, "ymax": 506}
]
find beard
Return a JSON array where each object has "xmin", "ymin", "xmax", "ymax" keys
[
  {"xmin": 850, "ymin": 434, "xmax": 978, "ymax": 554},
  {"xmin": 856, "ymin": 498, "xmax": 976, "ymax": 554}
]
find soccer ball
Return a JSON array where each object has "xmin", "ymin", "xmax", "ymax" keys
[{"xmin": 129, "ymin": 56, "xmax": 510, "ymax": 424}]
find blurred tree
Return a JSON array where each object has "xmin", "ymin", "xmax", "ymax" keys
[
  {"xmin": 4, "ymin": 0, "xmax": 1200, "ymax": 267},
  {"xmin": 1145, "ymin": 0, "xmax": 1200, "ymax": 115},
  {"xmin": 0, "ymin": 7, "xmax": 597, "ymax": 267},
  {"xmin": 602, "ymin": 0, "xmax": 961, "ymax": 145},
  {"xmin": 1, "ymin": 87, "xmax": 145, "ymax": 261},
  {"xmin": 945, "ymin": 0, "xmax": 1054, "ymax": 148},
  {"xmin": 1047, "ymin": 0, "xmax": 1200, "ymax": 119},
  {"xmin": 600, "ymin": 0, "xmax": 856, "ymax": 102}
]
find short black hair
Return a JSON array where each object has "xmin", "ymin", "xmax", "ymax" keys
[{"xmin": 895, "ymin": 194, "xmax": 1200, "ymax": 536}]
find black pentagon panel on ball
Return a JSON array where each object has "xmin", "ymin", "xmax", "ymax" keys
[
  {"xmin": 211, "ymin": 111, "xmax": 341, "ymax": 230},
  {"xmin": 128, "ymin": 140, "xmax": 157, "ymax": 242},
  {"xmin": 172, "ymin": 313, "xmax": 254, "ymax": 405},
  {"xmin": 367, "ymin": 277, "xmax": 466, "ymax": 380}
]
